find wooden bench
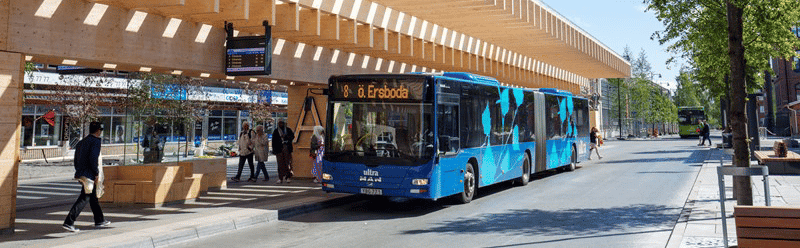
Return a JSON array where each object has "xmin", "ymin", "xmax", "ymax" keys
[
  {"xmin": 753, "ymin": 150, "xmax": 800, "ymax": 175},
  {"xmin": 100, "ymin": 158, "xmax": 227, "ymax": 205},
  {"xmin": 735, "ymin": 206, "xmax": 800, "ymax": 247}
]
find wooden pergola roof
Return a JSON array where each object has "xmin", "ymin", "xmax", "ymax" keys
[{"xmin": 3, "ymin": 0, "xmax": 630, "ymax": 93}]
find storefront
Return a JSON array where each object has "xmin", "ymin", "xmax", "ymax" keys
[{"xmin": 20, "ymin": 71, "xmax": 288, "ymax": 158}]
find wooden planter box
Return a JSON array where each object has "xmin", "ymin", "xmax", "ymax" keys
[{"xmin": 100, "ymin": 158, "xmax": 226, "ymax": 206}]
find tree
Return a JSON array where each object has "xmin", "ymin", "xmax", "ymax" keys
[
  {"xmin": 124, "ymin": 73, "xmax": 206, "ymax": 163},
  {"xmin": 674, "ymin": 69, "xmax": 702, "ymax": 107},
  {"xmin": 50, "ymin": 75, "xmax": 109, "ymax": 142},
  {"xmin": 647, "ymin": 0, "xmax": 800, "ymax": 205}
]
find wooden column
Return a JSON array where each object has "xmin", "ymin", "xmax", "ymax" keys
[
  {"xmin": 0, "ymin": 51, "xmax": 23, "ymax": 234},
  {"xmin": 287, "ymin": 84, "xmax": 328, "ymax": 179}
]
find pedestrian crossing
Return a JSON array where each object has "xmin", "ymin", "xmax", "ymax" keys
[{"xmin": 15, "ymin": 158, "xmax": 319, "ymax": 211}]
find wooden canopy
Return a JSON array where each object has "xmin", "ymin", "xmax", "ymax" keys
[{"xmin": 2, "ymin": 0, "xmax": 630, "ymax": 92}]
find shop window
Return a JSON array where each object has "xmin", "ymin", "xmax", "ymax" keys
[
  {"xmin": 21, "ymin": 116, "xmax": 34, "ymax": 147},
  {"xmin": 223, "ymin": 118, "xmax": 237, "ymax": 141},
  {"xmin": 111, "ymin": 117, "xmax": 127, "ymax": 143},
  {"xmin": 795, "ymin": 84, "xmax": 800, "ymax": 102},
  {"xmin": 208, "ymin": 117, "xmax": 222, "ymax": 141},
  {"xmin": 794, "ymin": 54, "xmax": 800, "ymax": 72},
  {"xmin": 98, "ymin": 116, "xmax": 112, "ymax": 144}
]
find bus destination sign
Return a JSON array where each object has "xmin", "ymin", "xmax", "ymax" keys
[
  {"xmin": 226, "ymin": 36, "xmax": 271, "ymax": 76},
  {"xmin": 332, "ymin": 79, "xmax": 426, "ymax": 101}
]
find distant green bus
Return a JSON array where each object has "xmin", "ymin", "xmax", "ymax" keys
[{"xmin": 678, "ymin": 106, "xmax": 705, "ymax": 138}]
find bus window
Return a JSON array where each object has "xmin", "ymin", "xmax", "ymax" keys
[
  {"xmin": 438, "ymin": 104, "xmax": 459, "ymax": 153},
  {"xmin": 545, "ymin": 95, "xmax": 562, "ymax": 139}
]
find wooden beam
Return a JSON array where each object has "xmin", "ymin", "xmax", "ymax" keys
[{"xmin": 189, "ymin": 0, "xmax": 249, "ymax": 22}]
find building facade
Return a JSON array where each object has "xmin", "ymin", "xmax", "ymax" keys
[{"xmin": 20, "ymin": 70, "xmax": 288, "ymax": 160}]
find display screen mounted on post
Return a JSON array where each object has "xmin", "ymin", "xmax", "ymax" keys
[{"xmin": 225, "ymin": 36, "xmax": 272, "ymax": 76}]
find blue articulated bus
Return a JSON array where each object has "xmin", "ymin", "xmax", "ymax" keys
[{"xmin": 321, "ymin": 72, "xmax": 590, "ymax": 203}]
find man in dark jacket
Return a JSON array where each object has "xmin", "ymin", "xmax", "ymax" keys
[
  {"xmin": 699, "ymin": 119, "xmax": 712, "ymax": 146},
  {"xmin": 272, "ymin": 121, "xmax": 294, "ymax": 183},
  {"xmin": 62, "ymin": 122, "xmax": 110, "ymax": 232}
]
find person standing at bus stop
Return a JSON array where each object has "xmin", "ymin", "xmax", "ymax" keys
[
  {"xmin": 272, "ymin": 121, "xmax": 295, "ymax": 183},
  {"xmin": 62, "ymin": 122, "xmax": 110, "ymax": 232},
  {"xmin": 310, "ymin": 126, "xmax": 325, "ymax": 184},
  {"xmin": 589, "ymin": 126, "xmax": 602, "ymax": 160}
]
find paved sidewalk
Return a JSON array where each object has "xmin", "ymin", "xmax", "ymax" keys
[
  {"xmin": 2, "ymin": 158, "xmax": 357, "ymax": 248},
  {"xmin": 667, "ymin": 147, "xmax": 800, "ymax": 248}
]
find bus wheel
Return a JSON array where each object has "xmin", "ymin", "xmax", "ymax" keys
[
  {"xmin": 515, "ymin": 154, "xmax": 531, "ymax": 186},
  {"xmin": 458, "ymin": 163, "xmax": 477, "ymax": 204},
  {"xmin": 566, "ymin": 147, "xmax": 577, "ymax": 172}
]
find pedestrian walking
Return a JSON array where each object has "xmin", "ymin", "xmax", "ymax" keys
[
  {"xmin": 589, "ymin": 126, "xmax": 602, "ymax": 160},
  {"xmin": 698, "ymin": 119, "xmax": 712, "ymax": 146},
  {"xmin": 231, "ymin": 121, "xmax": 256, "ymax": 182},
  {"xmin": 272, "ymin": 120, "xmax": 295, "ymax": 183},
  {"xmin": 62, "ymin": 122, "xmax": 110, "ymax": 232},
  {"xmin": 310, "ymin": 126, "xmax": 325, "ymax": 184},
  {"xmin": 253, "ymin": 125, "xmax": 270, "ymax": 182}
]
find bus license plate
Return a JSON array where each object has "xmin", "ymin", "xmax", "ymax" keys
[{"xmin": 360, "ymin": 188, "xmax": 382, "ymax": 195}]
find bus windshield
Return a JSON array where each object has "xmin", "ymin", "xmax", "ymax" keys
[
  {"xmin": 327, "ymin": 101, "xmax": 434, "ymax": 165},
  {"xmin": 678, "ymin": 109, "xmax": 705, "ymax": 125}
]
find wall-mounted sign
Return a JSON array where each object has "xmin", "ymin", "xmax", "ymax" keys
[{"xmin": 226, "ymin": 36, "xmax": 271, "ymax": 76}]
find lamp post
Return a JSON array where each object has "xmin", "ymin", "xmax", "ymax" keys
[{"xmin": 617, "ymin": 80, "xmax": 624, "ymax": 140}]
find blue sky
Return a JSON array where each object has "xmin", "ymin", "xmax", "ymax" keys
[{"xmin": 541, "ymin": 0, "xmax": 682, "ymax": 90}]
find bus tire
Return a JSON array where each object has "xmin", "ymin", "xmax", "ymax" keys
[
  {"xmin": 514, "ymin": 153, "xmax": 531, "ymax": 186},
  {"xmin": 566, "ymin": 146, "xmax": 577, "ymax": 172},
  {"xmin": 458, "ymin": 163, "xmax": 477, "ymax": 204}
]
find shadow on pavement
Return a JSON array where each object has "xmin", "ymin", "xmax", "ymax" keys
[
  {"xmin": 598, "ymin": 149, "xmax": 709, "ymax": 166},
  {"xmin": 289, "ymin": 170, "xmax": 569, "ymax": 223},
  {"xmin": 401, "ymin": 204, "xmax": 679, "ymax": 236}
]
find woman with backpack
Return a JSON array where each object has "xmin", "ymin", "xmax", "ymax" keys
[{"xmin": 231, "ymin": 121, "xmax": 256, "ymax": 182}]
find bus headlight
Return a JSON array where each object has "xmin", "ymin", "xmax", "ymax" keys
[
  {"xmin": 412, "ymin": 179, "xmax": 429, "ymax": 185},
  {"xmin": 322, "ymin": 173, "xmax": 333, "ymax": 180}
]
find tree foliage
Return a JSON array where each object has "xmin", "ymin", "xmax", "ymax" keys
[
  {"xmin": 648, "ymin": 0, "xmax": 800, "ymax": 97},
  {"xmin": 647, "ymin": 0, "xmax": 800, "ymax": 206}
]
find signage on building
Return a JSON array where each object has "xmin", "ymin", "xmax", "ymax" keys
[
  {"xmin": 272, "ymin": 91, "xmax": 288, "ymax": 105},
  {"xmin": 26, "ymin": 72, "xmax": 288, "ymax": 105},
  {"xmin": 27, "ymin": 71, "xmax": 129, "ymax": 89}
]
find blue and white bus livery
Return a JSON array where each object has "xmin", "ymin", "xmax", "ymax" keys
[{"xmin": 321, "ymin": 72, "xmax": 590, "ymax": 203}]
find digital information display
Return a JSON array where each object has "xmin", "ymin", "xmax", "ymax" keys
[
  {"xmin": 56, "ymin": 66, "xmax": 102, "ymax": 75},
  {"xmin": 331, "ymin": 78, "xmax": 427, "ymax": 101},
  {"xmin": 226, "ymin": 36, "xmax": 271, "ymax": 76}
]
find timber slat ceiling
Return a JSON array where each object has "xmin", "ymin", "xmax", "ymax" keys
[{"xmin": 39, "ymin": 0, "xmax": 629, "ymax": 92}]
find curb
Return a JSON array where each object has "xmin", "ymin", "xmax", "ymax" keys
[
  {"xmin": 277, "ymin": 194, "xmax": 363, "ymax": 220},
  {"xmin": 56, "ymin": 194, "xmax": 362, "ymax": 248},
  {"xmin": 664, "ymin": 148, "xmax": 716, "ymax": 248}
]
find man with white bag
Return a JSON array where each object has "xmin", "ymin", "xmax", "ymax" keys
[{"xmin": 62, "ymin": 122, "xmax": 110, "ymax": 232}]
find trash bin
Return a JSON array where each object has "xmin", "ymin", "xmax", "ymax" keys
[
  {"xmin": 721, "ymin": 133, "xmax": 733, "ymax": 148},
  {"xmin": 783, "ymin": 139, "xmax": 799, "ymax": 148}
]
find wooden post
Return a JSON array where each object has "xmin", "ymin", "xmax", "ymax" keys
[{"xmin": 0, "ymin": 51, "xmax": 24, "ymax": 234}]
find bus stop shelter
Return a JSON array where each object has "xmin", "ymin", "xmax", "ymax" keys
[{"xmin": 0, "ymin": 0, "xmax": 631, "ymax": 233}]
